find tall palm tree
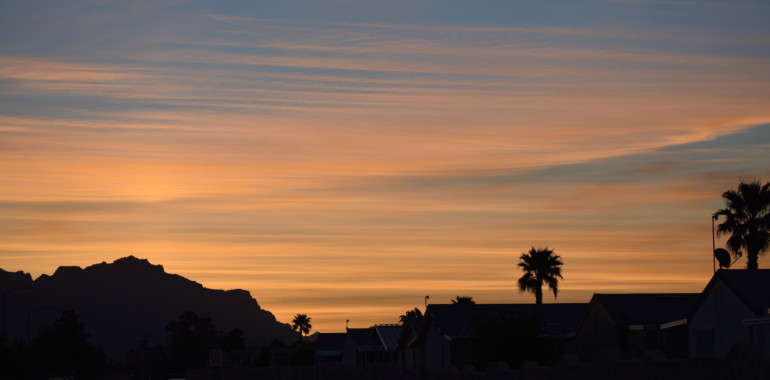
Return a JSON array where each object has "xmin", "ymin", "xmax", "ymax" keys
[
  {"xmin": 451, "ymin": 295, "xmax": 475, "ymax": 304},
  {"xmin": 518, "ymin": 246, "xmax": 563, "ymax": 304},
  {"xmin": 291, "ymin": 313, "xmax": 312, "ymax": 343},
  {"xmin": 715, "ymin": 180, "xmax": 770, "ymax": 270}
]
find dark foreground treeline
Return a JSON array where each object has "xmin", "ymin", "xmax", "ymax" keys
[
  {"xmin": 0, "ymin": 310, "xmax": 106, "ymax": 379},
  {"xmin": 0, "ymin": 309, "xmax": 559, "ymax": 379},
  {"xmin": 0, "ymin": 309, "xmax": 253, "ymax": 380}
]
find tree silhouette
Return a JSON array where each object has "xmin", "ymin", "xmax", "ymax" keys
[
  {"xmin": 32, "ymin": 310, "xmax": 106, "ymax": 379},
  {"xmin": 165, "ymin": 311, "xmax": 244, "ymax": 369},
  {"xmin": 291, "ymin": 314, "xmax": 312, "ymax": 343},
  {"xmin": 518, "ymin": 247, "xmax": 563, "ymax": 304},
  {"xmin": 399, "ymin": 308, "xmax": 423, "ymax": 324},
  {"xmin": 451, "ymin": 295, "xmax": 475, "ymax": 304},
  {"xmin": 166, "ymin": 311, "xmax": 217, "ymax": 369},
  {"xmin": 715, "ymin": 180, "xmax": 770, "ymax": 270}
]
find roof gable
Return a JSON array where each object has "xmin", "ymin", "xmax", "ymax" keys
[
  {"xmin": 346, "ymin": 328, "xmax": 382, "ymax": 351},
  {"xmin": 395, "ymin": 317, "xmax": 422, "ymax": 351},
  {"xmin": 346, "ymin": 325, "xmax": 403, "ymax": 352},
  {"xmin": 373, "ymin": 324, "xmax": 403, "ymax": 351},
  {"xmin": 692, "ymin": 269, "xmax": 770, "ymax": 317}
]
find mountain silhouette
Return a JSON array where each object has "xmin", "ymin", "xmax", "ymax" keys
[{"xmin": 1, "ymin": 256, "xmax": 295, "ymax": 361}]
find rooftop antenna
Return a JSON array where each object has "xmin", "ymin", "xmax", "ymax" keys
[
  {"xmin": 712, "ymin": 213, "xmax": 717, "ymax": 273},
  {"xmin": 346, "ymin": 319, "xmax": 349, "ymax": 330},
  {"xmin": 424, "ymin": 295, "xmax": 430, "ymax": 308}
]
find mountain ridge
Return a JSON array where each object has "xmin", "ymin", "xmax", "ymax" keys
[{"xmin": 0, "ymin": 256, "xmax": 295, "ymax": 361}]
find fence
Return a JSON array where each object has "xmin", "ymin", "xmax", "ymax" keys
[{"xmin": 186, "ymin": 355, "xmax": 769, "ymax": 380}]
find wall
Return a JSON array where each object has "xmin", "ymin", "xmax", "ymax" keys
[
  {"xmin": 571, "ymin": 301, "xmax": 619, "ymax": 361},
  {"xmin": 689, "ymin": 280, "xmax": 755, "ymax": 358},
  {"xmin": 421, "ymin": 318, "xmax": 450, "ymax": 370},
  {"xmin": 341, "ymin": 335, "xmax": 358, "ymax": 366}
]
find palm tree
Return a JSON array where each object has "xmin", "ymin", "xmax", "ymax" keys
[
  {"xmin": 291, "ymin": 313, "xmax": 312, "ymax": 343},
  {"xmin": 715, "ymin": 180, "xmax": 770, "ymax": 270},
  {"xmin": 451, "ymin": 295, "xmax": 475, "ymax": 304},
  {"xmin": 518, "ymin": 246, "xmax": 563, "ymax": 304},
  {"xmin": 398, "ymin": 308, "xmax": 423, "ymax": 324}
]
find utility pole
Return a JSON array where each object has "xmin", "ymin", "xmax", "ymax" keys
[{"xmin": 712, "ymin": 214, "xmax": 718, "ymax": 273}]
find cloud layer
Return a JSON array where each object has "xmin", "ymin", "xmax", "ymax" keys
[{"xmin": 1, "ymin": 0, "xmax": 769, "ymax": 331}]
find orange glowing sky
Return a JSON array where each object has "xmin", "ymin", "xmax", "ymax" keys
[{"xmin": 1, "ymin": 0, "xmax": 770, "ymax": 333}]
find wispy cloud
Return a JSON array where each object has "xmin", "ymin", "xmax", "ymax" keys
[{"xmin": 2, "ymin": 0, "xmax": 770, "ymax": 331}]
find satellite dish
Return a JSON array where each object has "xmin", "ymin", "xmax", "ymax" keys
[{"xmin": 714, "ymin": 248, "xmax": 731, "ymax": 269}]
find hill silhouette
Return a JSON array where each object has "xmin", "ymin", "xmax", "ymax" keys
[{"xmin": 0, "ymin": 256, "xmax": 295, "ymax": 361}]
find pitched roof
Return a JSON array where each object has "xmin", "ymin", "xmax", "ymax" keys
[
  {"xmin": 372, "ymin": 324, "xmax": 402, "ymax": 351},
  {"xmin": 346, "ymin": 328, "xmax": 382, "ymax": 351},
  {"xmin": 591, "ymin": 293, "xmax": 698, "ymax": 328},
  {"xmin": 395, "ymin": 317, "xmax": 423, "ymax": 351},
  {"xmin": 693, "ymin": 269, "xmax": 770, "ymax": 316},
  {"xmin": 313, "ymin": 332, "xmax": 347, "ymax": 349},
  {"xmin": 422, "ymin": 303, "xmax": 587, "ymax": 340}
]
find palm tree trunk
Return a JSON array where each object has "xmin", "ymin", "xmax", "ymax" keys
[
  {"xmin": 535, "ymin": 286, "xmax": 542, "ymax": 304},
  {"xmin": 747, "ymin": 250, "xmax": 759, "ymax": 270}
]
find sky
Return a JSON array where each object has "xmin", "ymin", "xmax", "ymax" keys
[{"xmin": 1, "ymin": 0, "xmax": 770, "ymax": 334}]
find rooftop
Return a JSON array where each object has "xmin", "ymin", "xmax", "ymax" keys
[
  {"xmin": 425, "ymin": 303, "xmax": 588, "ymax": 339},
  {"xmin": 591, "ymin": 293, "xmax": 699, "ymax": 328}
]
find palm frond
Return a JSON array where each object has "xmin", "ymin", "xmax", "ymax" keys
[{"xmin": 517, "ymin": 246, "xmax": 563, "ymax": 302}]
